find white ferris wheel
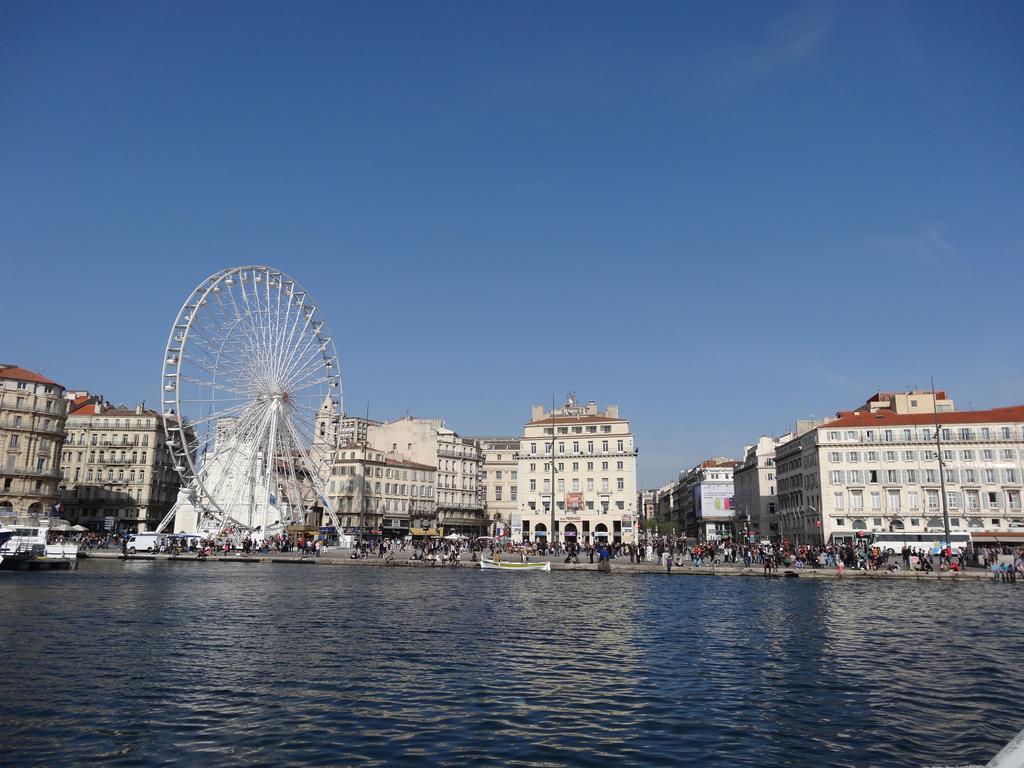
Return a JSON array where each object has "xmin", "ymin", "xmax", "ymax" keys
[{"xmin": 155, "ymin": 266, "xmax": 344, "ymax": 538}]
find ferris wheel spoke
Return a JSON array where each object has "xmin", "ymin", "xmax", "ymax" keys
[
  {"xmin": 234, "ymin": 276, "xmax": 273, "ymax": 377},
  {"xmin": 289, "ymin": 373, "xmax": 340, "ymax": 394},
  {"xmin": 219, "ymin": 286, "xmax": 265, "ymax": 367},
  {"xmin": 199, "ymin": 401, "xmax": 274, "ymax": 514},
  {"xmin": 270, "ymin": 277, "xmax": 290, "ymax": 386},
  {"xmin": 276, "ymin": 286, "xmax": 308, "ymax": 387},
  {"xmin": 178, "ymin": 401, "xmax": 253, "ymax": 432},
  {"xmin": 178, "ymin": 374, "xmax": 253, "ymax": 396},
  {"xmin": 276, "ymin": 320, "xmax": 322, "ymax": 388},
  {"xmin": 284, "ymin": 415, "xmax": 334, "ymax": 517},
  {"xmin": 280, "ymin": 342, "xmax": 327, "ymax": 393}
]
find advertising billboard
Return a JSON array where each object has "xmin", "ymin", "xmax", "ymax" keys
[
  {"xmin": 565, "ymin": 492, "xmax": 583, "ymax": 510},
  {"xmin": 696, "ymin": 482, "xmax": 734, "ymax": 519}
]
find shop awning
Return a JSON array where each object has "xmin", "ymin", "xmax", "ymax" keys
[
  {"xmin": 410, "ymin": 528, "xmax": 440, "ymax": 537},
  {"xmin": 971, "ymin": 531, "xmax": 1024, "ymax": 544}
]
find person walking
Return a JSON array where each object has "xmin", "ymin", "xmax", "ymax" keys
[{"xmin": 666, "ymin": 552, "xmax": 674, "ymax": 574}]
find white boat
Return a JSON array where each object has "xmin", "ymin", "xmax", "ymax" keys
[
  {"xmin": 0, "ymin": 521, "xmax": 79, "ymax": 570},
  {"xmin": 480, "ymin": 558, "xmax": 550, "ymax": 571}
]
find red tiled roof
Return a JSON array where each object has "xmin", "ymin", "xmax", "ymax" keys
[
  {"xmin": 0, "ymin": 365, "xmax": 61, "ymax": 387},
  {"xmin": 824, "ymin": 405, "xmax": 1024, "ymax": 428},
  {"xmin": 526, "ymin": 415, "xmax": 622, "ymax": 426}
]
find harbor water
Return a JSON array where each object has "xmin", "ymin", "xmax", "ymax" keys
[{"xmin": 2, "ymin": 560, "xmax": 1021, "ymax": 766}]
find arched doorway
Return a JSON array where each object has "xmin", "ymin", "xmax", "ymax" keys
[
  {"xmin": 534, "ymin": 523, "xmax": 547, "ymax": 542},
  {"xmin": 852, "ymin": 519, "xmax": 867, "ymax": 531},
  {"xmin": 889, "ymin": 519, "xmax": 905, "ymax": 531},
  {"xmin": 28, "ymin": 502, "xmax": 43, "ymax": 516},
  {"xmin": 594, "ymin": 523, "xmax": 608, "ymax": 540},
  {"xmin": 563, "ymin": 523, "xmax": 578, "ymax": 543}
]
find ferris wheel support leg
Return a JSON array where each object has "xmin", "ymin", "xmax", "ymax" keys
[
  {"xmin": 155, "ymin": 497, "xmax": 183, "ymax": 535},
  {"xmin": 263, "ymin": 402, "xmax": 279, "ymax": 536}
]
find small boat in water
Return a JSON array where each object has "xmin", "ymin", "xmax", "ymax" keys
[
  {"xmin": 0, "ymin": 522, "xmax": 79, "ymax": 571},
  {"xmin": 480, "ymin": 558, "xmax": 550, "ymax": 572}
]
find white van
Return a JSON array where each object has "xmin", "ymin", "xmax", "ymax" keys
[{"xmin": 126, "ymin": 533, "xmax": 163, "ymax": 554}]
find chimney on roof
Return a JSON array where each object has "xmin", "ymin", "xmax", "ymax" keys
[
  {"xmin": 94, "ymin": 403, "xmax": 104, "ymax": 415},
  {"xmin": 135, "ymin": 403, "xmax": 143, "ymax": 415}
]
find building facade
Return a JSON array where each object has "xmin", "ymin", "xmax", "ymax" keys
[
  {"xmin": 676, "ymin": 458, "xmax": 737, "ymax": 540},
  {"xmin": 516, "ymin": 395, "xmax": 638, "ymax": 545},
  {"xmin": 774, "ymin": 396, "xmax": 1024, "ymax": 546},
  {"xmin": 468, "ymin": 436, "xmax": 520, "ymax": 539},
  {"xmin": 0, "ymin": 365, "xmax": 67, "ymax": 519},
  {"xmin": 328, "ymin": 443, "xmax": 437, "ymax": 537},
  {"xmin": 58, "ymin": 399, "xmax": 186, "ymax": 533},
  {"xmin": 367, "ymin": 416, "xmax": 485, "ymax": 535},
  {"xmin": 732, "ymin": 425, "xmax": 824, "ymax": 542},
  {"xmin": 638, "ymin": 489, "xmax": 657, "ymax": 529}
]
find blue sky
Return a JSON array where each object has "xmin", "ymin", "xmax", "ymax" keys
[{"xmin": 2, "ymin": 1, "xmax": 1022, "ymax": 487}]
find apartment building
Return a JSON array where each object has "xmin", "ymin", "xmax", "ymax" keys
[
  {"xmin": 327, "ymin": 443, "xmax": 436, "ymax": 537},
  {"xmin": 517, "ymin": 394, "xmax": 638, "ymax": 545},
  {"xmin": 368, "ymin": 416, "xmax": 485, "ymax": 535},
  {"xmin": 468, "ymin": 436, "xmax": 520, "ymax": 539},
  {"xmin": 774, "ymin": 395, "xmax": 1024, "ymax": 546},
  {"xmin": 0, "ymin": 365, "xmax": 67, "ymax": 519},
  {"xmin": 733, "ymin": 436, "xmax": 789, "ymax": 541},
  {"xmin": 58, "ymin": 399, "xmax": 186, "ymax": 533}
]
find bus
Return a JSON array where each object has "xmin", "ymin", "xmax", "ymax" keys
[{"xmin": 867, "ymin": 532, "xmax": 972, "ymax": 556}]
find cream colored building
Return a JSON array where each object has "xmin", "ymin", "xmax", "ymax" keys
[
  {"xmin": 733, "ymin": 437, "xmax": 783, "ymax": 541},
  {"xmin": 368, "ymin": 416, "xmax": 485, "ymax": 535},
  {"xmin": 516, "ymin": 395, "xmax": 638, "ymax": 545},
  {"xmin": 774, "ymin": 393, "xmax": 1024, "ymax": 546},
  {"xmin": 468, "ymin": 436, "xmax": 520, "ymax": 539},
  {"xmin": 328, "ymin": 443, "xmax": 436, "ymax": 536},
  {"xmin": 58, "ymin": 398, "xmax": 186, "ymax": 533},
  {"xmin": 0, "ymin": 365, "xmax": 67, "ymax": 519}
]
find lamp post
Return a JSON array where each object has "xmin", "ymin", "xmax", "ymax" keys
[
  {"xmin": 548, "ymin": 395, "xmax": 557, "ymax": 553},
  {"xmin": 931, "ymin": 379, "xmax": 952, "ymax": 561}
]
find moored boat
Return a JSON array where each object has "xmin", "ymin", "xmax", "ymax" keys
[
  {"xmin": 480, "ymin": 558, "xmax": 550, "ymax": 571},
  {"xmin": 0, "ymin": 522, "xmax": 79, "ymax": 571}
]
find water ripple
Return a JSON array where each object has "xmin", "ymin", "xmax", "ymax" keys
[{"xmin": 1, "ymin": 563, "xmax": 1022, "ymax": 766}]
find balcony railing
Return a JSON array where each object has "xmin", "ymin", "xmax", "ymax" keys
[
  {"xmin": 67, "ymin": 421, "xmax": 157, "ymax": 432},
  {"xmin": 1, "ymin": 420, "xmax": 67, "ymax": 436},
  {"xmin": 0, "ymin": 467, "xmax": 62, "ymax": 479},
  {"xmin": 0, "ymin": 487, "xmax": 57, "ymax": 498}
]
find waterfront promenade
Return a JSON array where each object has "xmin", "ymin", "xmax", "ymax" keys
[{"xmin": 79, "ymin": 548, "xmax": 1002, "ymax": 581}]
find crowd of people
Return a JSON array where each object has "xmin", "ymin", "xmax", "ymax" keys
[{"xmin": 58, "ymin": 525, "xmax": 1024, "ymax": 581}]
